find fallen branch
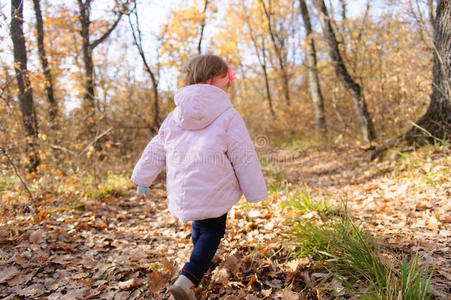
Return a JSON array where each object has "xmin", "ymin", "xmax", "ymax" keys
[
  {"xmin": 409, "ymin": 120, "xmax": 449, "ymax": 144},
  {"xmin": 50, "ymin": 144, "xmax": 77, "ymax": 155},
  {"xmin": 79, "ymin": 127, "xmax": 113, "ymax": 157}
]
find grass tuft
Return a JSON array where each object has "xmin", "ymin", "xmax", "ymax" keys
[{"xmin": 289, "ymin": 195, "xmax": 433, "ymax": 299}]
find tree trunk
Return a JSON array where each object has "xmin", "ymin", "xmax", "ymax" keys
[
  {"xmin": 262, "ymin": 61, "xmax": 276, "ymax": 117},
  {"xmin": 243, "ymin": 1, "xmax": 276, "ymax": 117},
  {"xmin": 77, "ymin": 0, "xmax": 96, "ymax": 133},
  {"xmin": 405, "ymin": 0, "xmax": 451, "ymax": 142},
  {"xmin": 259, "ymin": 35, "xmax": 276, "ymax": 117},
  {"xmin": 197, "ymin": 0, "xmax": 209, "ymax": 54},
  {"xmin": 314, "ymin": 0, "xmax": 376, "ymax": 143},
  {"xmin": 428, "ymin": 0, "xmax": 435, "ymax": 26},
  {"xmin": 299, "ymin": 0, "xmax": 327, "ymax": 137},
  {"xmin": 332, "ymin": 88, "xmax": 347, "ymax": 138},
  {"xmin": 77, "ymin": 0, "xmax": 125, "ymax": 136},
  {"xmin": 32, "ymin": 0, "xmax": 58, "ymax": 123},
  {"xmin": 10, "ymin": 0, "xmax": 40, "ymax": 172},
  {"xmin": 339, "ymin": 0, "xmax": 346, "ymax": 21},
  {"xmin": 128, "ymin": 3, "xmax": 161, "ymax": 132},
  {"xmin": 260, "ymin": 0, "xmax": 291, "ymax": 106}
]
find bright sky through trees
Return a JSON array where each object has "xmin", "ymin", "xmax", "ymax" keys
[{"xmin": 0, "ymin": 0, "xmax": 427, "ymax": 112}]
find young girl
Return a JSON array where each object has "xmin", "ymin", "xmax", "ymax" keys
[{"xmin": 131, "ymin": 54, "xmax": 267, "ymax": 300}]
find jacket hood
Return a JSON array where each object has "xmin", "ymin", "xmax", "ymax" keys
[{"xmin": 173, "ymin": 84, "xmax": 232, "ymax": 130}]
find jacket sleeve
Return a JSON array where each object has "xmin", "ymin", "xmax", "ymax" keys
[
  {"xmin": 226, "ymin": 111, "xmax": 268, "ymax": 203},
  {"xmin": 130, "ymin": 120, "xmax": 168, "ymax": 187}
]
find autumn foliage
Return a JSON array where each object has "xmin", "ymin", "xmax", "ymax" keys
[
  {"xmin": 0, "ymin": 0, "xmax": 438, "ymax": 175},
  {"xmin": 1, "ymin": 0, "xmax": 450, "ymax": 299}
]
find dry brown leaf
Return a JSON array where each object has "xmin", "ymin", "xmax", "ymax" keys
[
  {"xmin": 247, "ymin": 274, "xmax": 258, "ymax": 287},
  {"xmin": 301, "ymin": 272, "xmax": 315, "ymax": 287},
  {"xmin": 51, "ymin": 254, "xmax": 73, "ymax": 265},
  {"xmin": 0, "ymin": 266, "xmax": 19, "ymax": 283},
  {"xmin": 113, "ymin": 291, "xmax": 130, "ymax": 300},
  {"xmin": 329, "ymin": 279, "xmax": 345, "ymax": 296},
  {"xmin": 262, "ymin": 288, "xmax": 272, "ymax": 297},
  {"xmin": 264, "ymin": 221, "xmax": 275, "ymax": 230},
  {"xmin": 211, "ymin": 267, "xmax": 229, "ymax": 285},
  {"xmin": 7, "ymin": 269, "xmax": 37, "ymax": 286},
  {"xmin": 118, "ymin": 278, "xmax": 135, "ymax": 290},
  {"xmin": 61, "ymin": 287, "xmax": 88, "ymax": 300},
  {"xmin": 47, "ymin": 292, "xmax": 64, "ymax": 300},
  {"xmin": 147, "ymin": 271, "xmax": 166, "ymax": 293},
  {"xmin": 265, "ymin": 279, "xmax": 282, "ymax": 289},
  {"xmin": 71, "ymin": 272, "xmax": 89, "ymax": 279},
  {"xmin": 439, "ymin": 215, "xmax": 451, "ymax": 224},
  {"xmin": 416, "ymin": 203, "xmax": 432, "ymax": 211},
  {"xmin": 285, "ymin": 257, "xmax": 311, "ymax": 282},
  {"xmin": 13, "ymin": 253, "xmax": 29, "ymax": 268},
  {"xmin": 224, "ymin": 254, "xmax": 240, "ymax": 273},
  {"xmin": 17, "ymin": 283, "xmax": 46, "ymax": 297},
  {"xmin": 0, "ymin": 229, "xmax": 11, "ymax": 244},
  {"xmin": 438, "ymin": 270, "xmax": 451, "ymax": 281},
  {"xmin": 275, "ymin": 288, "xmax": 303, "ymax": 300},
  {"xmin": 29, "ymin": 229, "xmax": 44, "ymax": 244},
  {"xmin": 98, "ymin": 289, "xmax": 118, "ymax": 300}
]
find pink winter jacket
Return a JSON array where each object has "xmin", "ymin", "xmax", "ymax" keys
[{"xmin": 131, "ymin": 84, "xmax": 268, "ymax": 222}]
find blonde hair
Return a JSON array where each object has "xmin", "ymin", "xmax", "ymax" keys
[{"xmin": 184, "ymin": 54, "xmax": 228, "ymax": 86}]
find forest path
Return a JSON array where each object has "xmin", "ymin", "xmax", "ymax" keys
[
  {"xmin": 261, "ymin": 143, "xmax": 450, "ymax": 298},
  {"xmin": 0, "ymin": 144, "xmax": 449, "ymax": 299}
]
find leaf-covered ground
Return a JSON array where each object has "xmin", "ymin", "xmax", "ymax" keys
[{"xmin": 0, "ymin": 144, "xmax": 450, "ymax": 299}]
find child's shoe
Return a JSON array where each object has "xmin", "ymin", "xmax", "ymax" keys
[{"xmin": 168, "ymin": 275, "xmax": 197, "ymax": 300}]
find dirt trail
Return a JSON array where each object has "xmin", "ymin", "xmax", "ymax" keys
[
  {"xmin": 0, "ymin": 145, "xmax": 449, "ymax": 299},
  {"xmin": 261, "ymin": 144, "xmax": 451, "ymax": 298}
]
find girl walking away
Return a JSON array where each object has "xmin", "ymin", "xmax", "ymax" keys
[{"xmin": 131, "ymin": 54, "xmax": 268, "ymax": 300}]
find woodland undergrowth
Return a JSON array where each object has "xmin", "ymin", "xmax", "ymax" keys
[{"xmin": 0, "ymin": 140, "xmax": 449, "ymax": 299}]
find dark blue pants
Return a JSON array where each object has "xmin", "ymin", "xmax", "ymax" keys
[{"xmin": 181, "ymin": 213, "xmax": 227, "ymax": 285}]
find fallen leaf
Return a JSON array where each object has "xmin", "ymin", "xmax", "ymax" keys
[
  {"xmin": 262, "ymin": 288, "xmax": 272, "ymax": 297},
  {"xmin": 13, "ymin": 253, "xmax": 29, "ymax": 268},
  {"xmin": 7, "ymin": 269, "xmax": 37, "ymax": 286},
  {"xmin": 61, "ymin": 287, "xmax": 88, "ymax": 300},
  {"xmin": 114, "ymin": 291, "xmax": 130, "ymax": 300},
  {"xmin": 265, "ymin": 279, "xmax": 282, "ymax": 289},
  {"xmin": 247, "ymin": 274, "xmax": 258, "ymax": 287},
  {"xmin": 285, "ymin": 257, "xmax": 311, "ymax": 282},
  {"xmin": 329, "ymin": 279, "xmax": 345, "ymax": 296},
  {"xmin": 29, "ymin": 229, "xmax": 44, "ymax": 244},
  {"xmin": 264, "ymin": 222, "xmax": 275, "ymax": 230},
  {"xmin": 416, "ymin": 203, "xmax": 432, "ymax": 211},
  {"xmin": 118, "ymin": 278, "xmax": 135, "ymax": 290},
  {"xmin": 48, "ymin": 292, "xmax": 64, "ymax": 300},
  {"xmin": 224, "ymin": 254, "xmax": 240, "ymax": 273},
  {"xmin": 0, "ymin": 266, "xmax": 19, "ymax": 283},
  {"xmin": 148, "ymin": 271, "xmax": 166, "ymax": 293},
  {"xmin": 17, "ymin": 283, "xmax": 46, "ymax": 297},
  {"xmin": 211, "ymin": 267, "xmax": 229, "ymax": 285},
  {"xmin": 0, "ymin": 229, "xmax": 11, "ymax": 244},
  {"xmin": 275, "ymin": 288, "xmax": 303, "ymax": 300}
]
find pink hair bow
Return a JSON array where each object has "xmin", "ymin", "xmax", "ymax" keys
[
  {"xmin": 228, "ymin": 68, "xmax": 236, "ymax": 84},
  {"xmin": 202, "ymin": 66, "xmax": 236, "ymax": 88}
]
